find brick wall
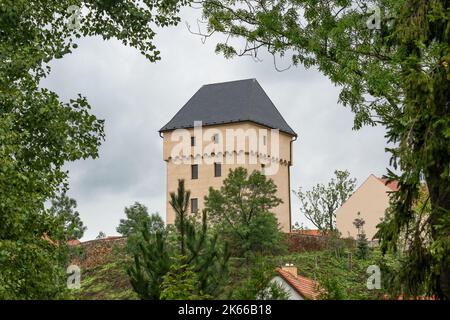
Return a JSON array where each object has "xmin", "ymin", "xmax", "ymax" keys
[
  {"xmin": 70, "ymin": 236, "xmax": 127, "ymax": 269},
  {"xmin": 285, "ymin": 233, "xmax": 356, "ymax": 252}
]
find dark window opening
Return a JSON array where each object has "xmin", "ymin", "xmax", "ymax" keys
[
  {"xmin": 191, "ymin": 136, "xmax": 195, "ymax": 146},
  {"xmin": 191, "ymin": 164, "xmax": 198, "ymax": 179},
  {"xmin": 214, "ymin": 162, "xmax": 221, "ymax": 177},
  {"xmin": 191, "ymin": 198, "xmax": 198, "ymax": 213}
]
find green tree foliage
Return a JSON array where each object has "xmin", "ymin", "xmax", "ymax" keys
[
  {"xmin": 293, "ymin": 170, "xmax": 356, "ymax": 232},
  {"xmin": 291, "ymin": 222, "xmax": 306, "ymax": 232},
  {"xmin": 200, "ymin": 0, "xmax": 449, "ymax": 298},
  {"xmin": 1, "ymin": 0, "xmax": 189, "ymax": 298},
  {"xmin": 378, "ymin": 185, "xmax": 443, "ymax": 298},
  {"xmin": 128, "ymin": 180, "xmax": 229, "ymax": 299},
  {"xmin": 0, "ymin": 240, "xmax": 69, "ymax": 299},
  {"xmin": 232, "ymin": 257, "xmax": 288, "ymax": 300},
  {"xmin": 117, "ymin": 202, "xmax": 164, "ymax": 253},
  {"xmin": 160, "ymin": 255, "xmax": 211, "ymax": 300},
  {"xmin": 128, "ymin": 225, "xmax": 171, "ymax": 300},
  {"xmin": 318, "ymin": 275, "xmax": 347, "ymax": 300},
  {"xmin": 49, "ymin": 193, "xmax": 87, "ymax": 241},
  {"xmin": 353, "ymin": 214, "xmax": 369, "ymax": 259},
  {"xmin": 205, "ymin": 167, "xmax": 284, "ymax": 257},
  {"xmin": 169, "ymin": 179, "xmax": 191, "ymax": 255},
  {"xmin": 169, "ymin": 179, "xmax": 230, "ymax": 297},
  {"xmin": 356, "ymin": 233, "xmax": 369, "ymax": 260},
  {"xmin": 96, "ymin": 231, "xmax": 106, "ymax": 239}
]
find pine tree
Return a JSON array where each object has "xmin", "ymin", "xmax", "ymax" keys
[
  {"xmin": 127, "ymin": 224, "xmax": 171, "ymax": 300},
  {"xmin": 356, "ymin": 232, "xmax": 369, "ymax": 260},
  {"xmin": 353, "ymin": 214, "xmax": 369, "ymax": 259},
  {"xmin": 127, "ymin": 179, "xmax": 229, "ymax": 299},
  {"xmin": 160, "ymin": 255, "xmax": 212, "ymax": 300},
  {"xmin": 170, "ymin": 179, "xmax": 230, "ymax": 297}
]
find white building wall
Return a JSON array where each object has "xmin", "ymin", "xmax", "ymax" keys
[{"xmin": 270, "ymin": 276, "xmax": 304, "ymax": 300}]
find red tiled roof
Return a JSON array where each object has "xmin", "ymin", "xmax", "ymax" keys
[
  {"xmin": 375, "ymin": 176, "xmax": 399, "ymax": 191},
  {"xmin": 275, "ymin": 268, "xmax": 322, "ymax": 300}
]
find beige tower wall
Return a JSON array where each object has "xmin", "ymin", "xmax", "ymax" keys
[
  {"xmin": 162, "ymin": 121, "xmax": 295, "ymax": 232},
  {"xmin": 336, "ymin": 175, "xmax": 393, "ymax": 240}
]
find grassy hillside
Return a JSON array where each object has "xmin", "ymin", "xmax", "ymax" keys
[
  {"xmin": 69, "ymin": 238, "xmax": 138, "ymax": 300},
  {"xmin": 271, "ymin": 250, "xmax": 385, "ymax": 299},
  {"xmin": 69, "ymin": 238, "xmax": 385, "ymax": 300}
]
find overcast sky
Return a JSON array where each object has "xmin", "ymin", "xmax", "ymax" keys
[{"xmin": 42, "ymin": 8, "xmax": 392, "ymax": 240}]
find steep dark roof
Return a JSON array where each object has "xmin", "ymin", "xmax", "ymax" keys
[{"xmin": 159, "ymin": 79, "xmax": 297, "ymax": 136}]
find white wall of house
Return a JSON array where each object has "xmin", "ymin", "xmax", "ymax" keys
[{"xmin": 270, "ymin": 276, "xmax": 304, "ymax": 300}]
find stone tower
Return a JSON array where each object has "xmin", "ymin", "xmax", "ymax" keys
[{"xmin": 159, "ymin": 79, "xmax": 297, "ymax": 232}]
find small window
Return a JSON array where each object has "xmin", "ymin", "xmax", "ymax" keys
[
  {"xmin": 191, "ymin": 198, "xmax": 198, "ymax": 213},
  {"xmin": 191, "ymin": 164, "xmax": 198, "ymax": 179},
  {"xmin": 261, "ymin": 164, "xmax": 265, "ymax": 174},
  {"xmin": 263, "ymin": 135, "xmax": 267, "ymax": 146},
  {"xmin": 214, "ymin": 162, "xmax": 221, "ymax": 177},
  {"xmin": 191, "ymin": 136, "xmax": 195, "ymax": 147},
  {"xmin": 213, "ymin": 133, "xmax": 219, "ymax": 143}
]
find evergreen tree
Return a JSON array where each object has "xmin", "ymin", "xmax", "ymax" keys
[
  {"xmin": 127, "ymin": 224, "xmax": 171, "ymax": 300},
  {"xmin": 127, "ymin": 180, "xmax": 229, "ymax": 299},
  {"xmin": 353, "ymin": 214, "xmax": 369, "ymax": 259},
  {"xmin": 170, "ymin": 179, "xmax": 230, "ymax": 297},
  {"xmin": 160, "ymin": 255, "xmax": 211, "ymax": 300},
  {"xmin": 169, "ymin": 179, "xmax": 191, "ymax": 255},
  {"xmin": 356, "ymin": 232, "xmax": 369, "ymax": 260},
  {"xmin": 49, "ymin": 193, "xmax": 86, "ymax": 241},
  {"xmin": 117, "ymin": 202, "xmax": 164, "ymax": 254}
]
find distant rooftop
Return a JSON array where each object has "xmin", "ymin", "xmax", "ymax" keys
[
  {"xmin": 275, "ymin": 267, "xmax": 322, "ymax": 300},
  {"xmin": 159, "ymin": 79, "xmax": 297, "ymax": 136},
  {"xmin": 373, "ymin": 175, "xmax": 399, "ymax": 192}
]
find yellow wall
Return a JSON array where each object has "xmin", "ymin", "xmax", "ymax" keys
[
  {"xmin": 162, "ymin": 121, "xmax": 295, "ymax": 232},
  {"xmin": 336, "ymin": 175, "xmax": 393, "ymax": 240}
]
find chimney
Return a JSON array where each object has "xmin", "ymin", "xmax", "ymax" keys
[{"xmin": 282, "ymin": 263, "xmax": 297, "ymax": 276}]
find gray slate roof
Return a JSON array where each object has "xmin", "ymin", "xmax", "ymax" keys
[{"xmin": 159, "ymin": 79, "xmax": 297, "ymax": 136}]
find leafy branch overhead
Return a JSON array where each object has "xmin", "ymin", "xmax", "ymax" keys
[
  {"xmin": 0, "ymin": 0, "xmax": 190, "ymax": 299},
  {"xmin": 199, "ymin": 0, "xmax": 450, "ymax": 299}
]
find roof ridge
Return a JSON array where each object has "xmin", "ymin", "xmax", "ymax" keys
[
  {"xmin": 251, "ymin": 80, "xmax": 297, "ymax": 135},
  {"xmin": 159, "ymin": 79, "xmax": 297, "ymax": 136},
  {"xmin": 275, "ymin": 268, "xmax": 321, "ymax": 300},
  {"xmin": 202, "ymin": 78, "xmax": 256, "ymax": 87}
]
